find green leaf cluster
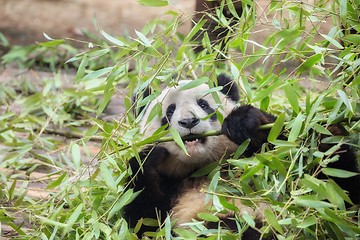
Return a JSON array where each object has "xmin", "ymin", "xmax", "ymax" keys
[{"xmin": 0, "ymin": 0, "xmax": 359, "ymax": 239}]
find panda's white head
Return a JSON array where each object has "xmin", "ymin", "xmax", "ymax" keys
[{"xmin": 138, "ymin": 74, "xmax": 240, "ymax": 177}]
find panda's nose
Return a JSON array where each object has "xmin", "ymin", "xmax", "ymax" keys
[{"xmin": 178, "ymin": 118, "xmax": 200, "ymax": 129}]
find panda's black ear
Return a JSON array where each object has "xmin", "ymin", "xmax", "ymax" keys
[
  {"xmin": 132, "ymin": 87, "xmax": 152, "ymax": 117},
  {"xmin": 217, "ymin": 74, "xmax": 240, "ymax": 102}
]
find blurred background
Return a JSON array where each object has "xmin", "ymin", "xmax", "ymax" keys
[{"xmin": 0, "ymin": 0, "xmax": 194, "ymax": 45}]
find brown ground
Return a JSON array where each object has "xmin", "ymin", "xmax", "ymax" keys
[
  {"xmin": 0, "ymin": 0, "xmax": 333, "ymax": 46},
  {"xmin": 0, "ymin": 0, "xmax": 194, "ymax": 45}
]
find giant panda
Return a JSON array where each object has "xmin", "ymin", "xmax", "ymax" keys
[{"xmin": 123, "ymin": 74, "xmax": 360, "ymax": 239}]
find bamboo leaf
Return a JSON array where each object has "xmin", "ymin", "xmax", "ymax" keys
[
  {"xmin": 242, "ymin": 212, "xmax": 256, "ymax": 228},
  {"xmin": 64, "ymin": 203, "xmax": 84, "ymax": 233},
  {"xmin": 47, "ymin": 172, "xmax": 67, "ymax": 189},
  {"xmin": 82, "ymin": 66, "xmax": 113, "ymax": 81},
  {"xmin": 100, "ymin": 30, "xmax": 125, "ymax": 46},
  {"xmin": 298, "ymin": 215, "xmax": 317, "ymax": 228},
  {"xmin": 169, "ymin": 128, "xmax": 189, "ymax": 156},
  {"xmin": 37, "ymin": 215, "xmax": 67, "ymax": 228},
  {"xmin": 183, "ymin": 19, "xmax": 206, "ymax": 44},
  {"xmin": 337, "ymin": 90, "xmax": 354, "ymax": 113},
  {"xmin": 179, "ymin": 77, "xmax": 208, "ymax": 91},
  {"xmin": 135, "ymin": 30, "xmax": 152, "ymax": 47},
  {"xmin": 342, "ymin": 34, "xmax": 360, "ymax": 44},
  {"xmin": 197, "ymin": 212, "xmax": 219, "ymax": 222},
  {"xmin": 71, "ymin": 143, "xmax": 81, "ymax": 172},
  {"xmin": 293, "ymin": 197, "xmax": 334, "ymax": 208},
  {"xmin": 108, "ymin": 189, "xmax": 136, "ymax": 220},
  {"xmin": 322, "ymin": 168, "xmax": 359, "ymax": 178},
  {"xmin": 298, "ymin": 53, "xmax": 322, "ymax": 73},
  {"xmin": 100, "ymin": 162, "xmax": 117, "ymax": 192},
  {"xmin": 288, "ymin": 113, "xmax": 304, "ymax": 142},
  {"xmin": 138, "ymin": 0, "xmax": 168, "ymax": 7},
  {"xmin": 264, "ymin": 209, "xmax": 283, "ymax": 234},
  {"xmin": 320, "ymin": 33, "xmax": 343, "ymax": 49},
  {"xmin": 165, "ymin": 215, "xmax": 172, "ymax": 240},
  {"xmin": 268, "ymin": 112, "xmax": 285, "ymax": 142},
  {"xmin": 283, "ymin": 84, "xmax": 299, "ymax": 113}
]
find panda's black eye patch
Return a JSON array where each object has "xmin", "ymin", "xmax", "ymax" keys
[
  {"xmin": 161, "ymin": 104, "xmax": 176, "ymax": 127},
  {"xmin": 166, "ymin": 104, "xmax": 176, "ymax": 117},
  {"xmin": 197, "ymin": 99, "xmax": 210, "ymax": 110},
  {"xmin": 197, "ymin": 99, "xmax": 217, "ymax": 121}
]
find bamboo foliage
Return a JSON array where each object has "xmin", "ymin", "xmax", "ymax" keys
[{"xmin": 0, "ymin": 0, "xmax": 359, "ymax": 239}]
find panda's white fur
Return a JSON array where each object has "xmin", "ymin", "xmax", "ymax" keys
[{"xmin": 139, "ymin": 80, "xmax": 238, "ymax": 177}]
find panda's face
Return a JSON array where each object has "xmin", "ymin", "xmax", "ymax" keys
[{"xmin": 139, "ymin": 80, "xmax": 238, "ymax": 175}]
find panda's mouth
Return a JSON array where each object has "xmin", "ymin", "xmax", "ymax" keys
[{"xmin": 182, "ymin": 134, "xmax": 207, "ymax": 144}]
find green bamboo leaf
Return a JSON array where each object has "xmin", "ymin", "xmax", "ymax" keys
[
  {"xmin": 264, "ymin": 209, "xmax": 283, "ymax": 234},
  {"xmin": 322, "ymin": 168, "xmax": 359, "ymax": 178},
  {"xmin": 0, "ymin": 32, "xmax": 10, "ymax": 46},
  {"xmin": 240, "ymin": 163, "xmax": 264, "ymax": 181},
  {"xmin": 135, "ymin": 30, "xmax": 152, "ymax": 47},
  {"xmin": 339, "ymin": 0, "xmax": 347, "ymax": 24},
  {"xmin": 169, "ymin": 128, "xmax": 189, "ymax": 156},
  {"xmin": 71, "ymin": 143, "xmax": 81, "ymax": 172},
  {"xmin": 197, "ymin": 212, "xmax": 219, "ymax": 222},
  {"xmin": 328, "ymin": 179, "xmax": 352, "ymax": 204},
  {"xmin": 183, "ymin": 19, "xmax": 206, "ymax": 44},
  {"xmin": 209, "ymin": 171, "xmax": 220, "ymax": 192},
  {"xmin": 82, "ymin": 66, "xmax": 113, "ymax": 81},
  {"xmin": 39, "ymin": 34, "xmax": 65, "ymax": 47},
  {"xmin": 337, "ymin": 90, "xmax": 354, "ymax": 113},
  {"xmin": 138, "ymin": 0, "xmax": 168, "ymax": 7},
  {"xmin": 321, "ymin": 208, "xmax": 358, "ymax": 230},
  {"xmin": 100, "ymin": 162, "xmax": 117, "ymax": 192},
  {"xmin": 46, "ymin": 172, "xmax": 67, "ymax": 189},
  {"xmin": 108, "ymin": 189, "xmax": 136, "ymax": 220},
  {"xmin": 288, "ymin": 113, "xmax": 304, "ymax": 142},
  {"xmin": 283, "ymin": 84, "xmax": 299, "ymax": 113},
  {"xmin": 173, "ymin": 229, "xmax": 197, "ymax": 239},
  {"xmin": 146, "ymin": 102, "xmax": 162, "ymax": 125},
  {"xmin": 97, "ymin": 73, "xmax": 115, "ymax": 116},
  {"xmin": 179, "ymin": 77, "xmax": 208, "ymax": 91},
  {"xmin": 297, "ymin": 215, "xmax": 317, "ymax": 228},
  {"xmin": 37, "ymin": 215, "xmax": 67, "ymax": 228},
  {"xmin": 313, "ymin": 123, "xmax": 332, "ymax": 135},
  {"xmin": 233, "ymin": 139, "xmax": 250, "ymax": 159},
  {"xmin": 64, "ymin": 203, "xmax": 84, "ymax": 233},
  {"xmin": 165, "ymin": 215, "xmax": 172, "ymax": 240},
  {"xmin": 74, "ymin": 54, "xmax": 89, "ymax": 81},
  {"xmin": 293, "ymin": 197, "xmax": 334, "ymax": 208},
  {"xmin": 8, "ymin": 180, "xmax": 17, "ymax": 200},
  {"xmin": 252, "ymin": 81, "xmax": 284, "ymax": 102},
  {"xmin": 0, "ymin": 112, "xmax": 15, "ymax": 121},
  {"xmin": 325, "ymin": 181, "xmax": 344, "ymax": 207},
  {"xmin": 225, "ymin": 0, "xmax": 241, "ymax": 19},
  {"xmin": 191, "ymin": 162, "xmax": 218, "ymax": 177},
  {"xmin": 342, "ymin": 34, "xmax": 360, "ymax": 44},
  {"xmin": 298, "ymin": 53, "xmax": 322, "ymax": 73},
  {"xmin": 38, "ymin": 39, "xmax": 65, "ymax": 47},
  {"xmin": 100, "ymin": 30, "xmax": 125, "ymax": 46},
  {"xmin": 241, "ymin": 212, "xmax": 256, "ymax": 228},
  {"xmin": 320, "ymin": 33, "xmax": 343, "ymax": 49},
  {"xmin": 268, "ymin": 112, "xmax": 285, "ymax": 142}
]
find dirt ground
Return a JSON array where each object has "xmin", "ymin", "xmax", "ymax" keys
[
  {"xmin": 0, "ymin": 0, "xmax": 334, "ymax": 46},
  {"xmin": 0, "ymin": 0, "xmax": 194, "ymax": 45}
]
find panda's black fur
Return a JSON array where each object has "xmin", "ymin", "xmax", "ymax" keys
[{"xmin": 123, "ymin": 74, "xmax": 360, "ymax": 239}]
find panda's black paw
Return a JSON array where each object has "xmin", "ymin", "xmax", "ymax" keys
[
  {"xmin": 140, "ymin": 146, "xmax": 170, "ymax": 171},
  {"xmin": 221, "ymin": 105, "xmax": 276, "ymax": 146},
  {"xmin": 129, "ymin": 146, "xmax": 169, "ymax": 176}
]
